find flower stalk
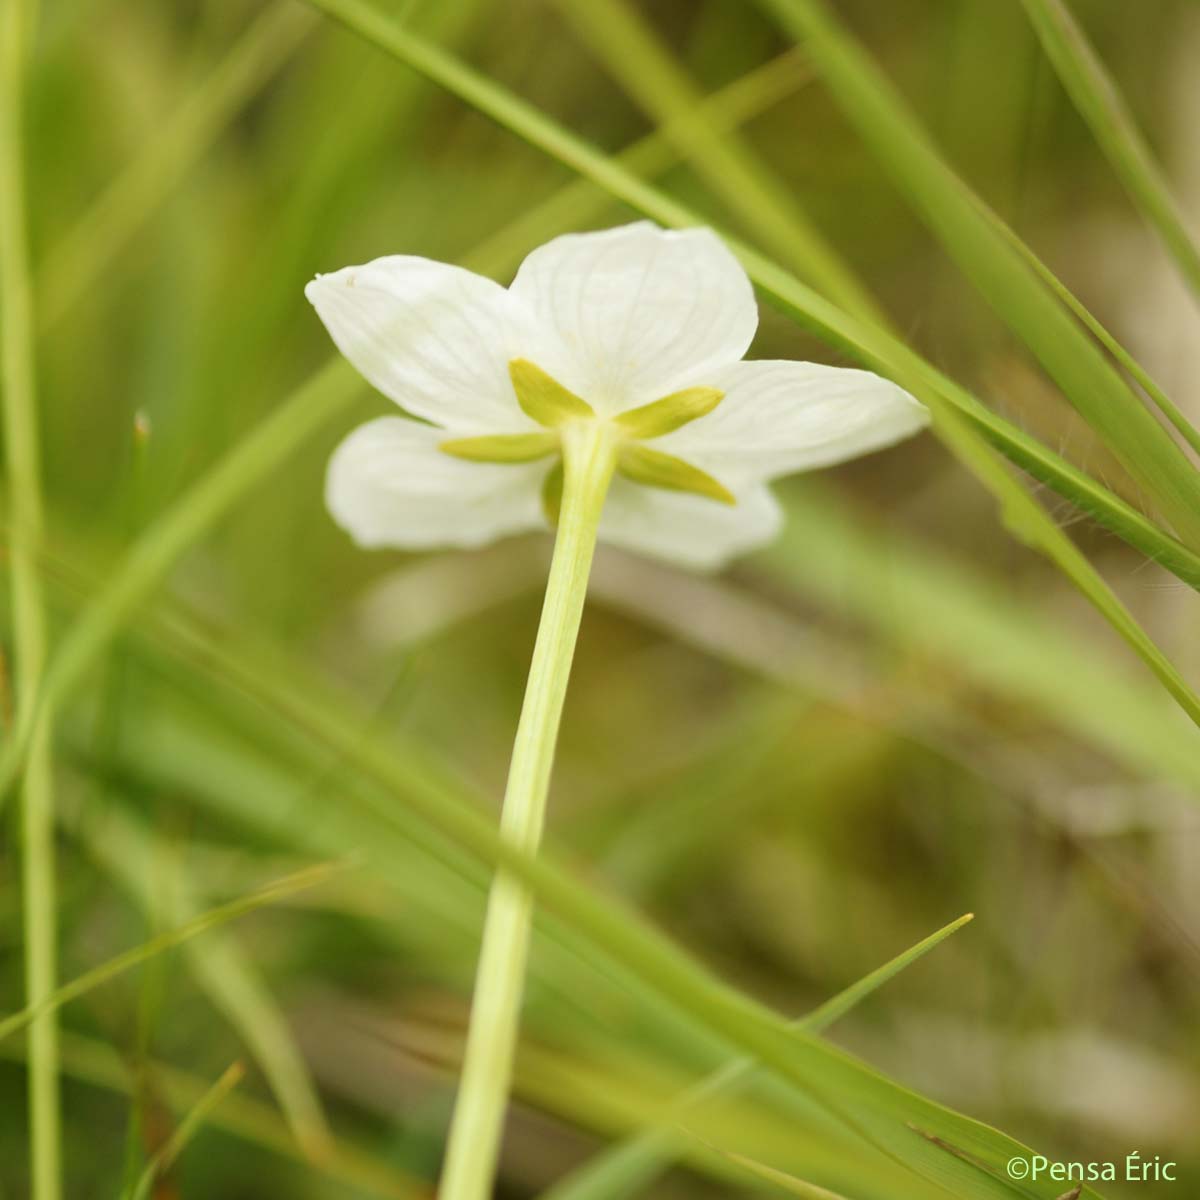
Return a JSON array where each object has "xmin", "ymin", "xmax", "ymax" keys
[{"xmin": 438, "ymin": 420, "xmax": 617, "ymax": 1200}]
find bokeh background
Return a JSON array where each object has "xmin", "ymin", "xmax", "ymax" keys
[{"xmin": 4, "ymin": 0, "xmax": 1200, "ymax": 1195}]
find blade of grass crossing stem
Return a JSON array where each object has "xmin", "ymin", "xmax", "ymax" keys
[
  {"xmin": 37, "ymin": 2, "xmax": 317, "ymax": 329},
  {"xmin": 540, "ymin": 915, "xmax": 974, "ymax": 1200},
  {"xmin": 0, "ymin": 861, "xmax": 348, "ymax": 1046},
  {"xmin": 756, "ymin": 0, "xmax": 1200, "ymax": 549},
  {"xmin": 295, "ymin": 0, "xmax": 1200, "ymax": 730},
  {"xmin": 1, "ymin": 0, "xmax": 61, "ymax": 1193},
  {"xmin": 552, "ymin": 0, "xmax": 885, "ymax": 323},
  {"xmin": 48, "ymin": 597, "xmax": 1087, "ymax": 1199},
  {"xmin": 127, "ymin": 1062, "xmax": 247, "ymax": 1200},
  {"xmin": 1019, "ymin": 0, "xmax": 1200, "ymax": 302},
  {"xmin": 81, "ymin": 809, "xmax": 333, "ymax": 1161},
  {"xmin": 146, "ymin": 637, "xmax": 1099, "ymax": 1198}
]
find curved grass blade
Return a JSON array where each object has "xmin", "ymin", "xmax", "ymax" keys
[
  {"xmin": 466, "ymin": 47, "xmax": 813, "ymax": 279},
  {"xmin": 552, "ymin": 0, "xmax": 883, "ymax": 323},
  {"xmin": 0, "ymin": 1031, "xmax": 420, "ymax": 1199},
  {"xmin": 540, "ymin": 915, "xmax": 974, "ymax": 1200},
  {"xmin": 756, "ymin": 0, "xmax": 1200, "ymax": 550},
  {"xmin": 126, "ymin": 1061, "xmax": 246, "ymax": 1200},
  {"xmin": 0, "ymin": 860, "xmax": 348, "ymax": 1046},
  {"xmin": 1019, "ymin": 0, "xmax": 1200, "ymax": 302},
  {"xmin": 976, "ymin": 192, "xmax": 1200, "ymax": 457}
]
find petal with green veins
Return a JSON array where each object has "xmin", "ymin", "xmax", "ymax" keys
[
  {"xmin": 440, "ymin": 432, "xmax": 560, "ymax": 463},
  {"xmin": 509, "ymin": 358, "xmax": 596, "ymax": 426},
  {"xmin": 617, "ymin": 444, "xmax": 735, "ymax": 505},
  {"xmin": 615, "ymin": 386, "xmax": 724, "ymax": 438}
]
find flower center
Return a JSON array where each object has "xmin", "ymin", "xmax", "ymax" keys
[{"xmin": 439, "ymin": 359, "xmax": 735, "ymax": 518}]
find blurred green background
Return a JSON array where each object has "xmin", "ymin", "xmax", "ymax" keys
[{"xmin": 4, "ymin": 0, "xmax": 1200, "ymax": 1196}]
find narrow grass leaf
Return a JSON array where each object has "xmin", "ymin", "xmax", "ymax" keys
[
  {"xmin": 81, "ymin": 809, "xmax": 333, "ymax": 1162},
  {"xmin": 0, "ymin": 861, "xmax": 348, "ymax": 1045},
  {"xmin": 127, "ymin": 1061, "xmax": 246, "ymax": 1200},
  {"xmin": 757, "ymin": 0, "xmax": 1200, "ymax": 549},
  {"xmin": 1020, "ymin": 0, "xmax": 1200, "ymax": 300},
  {"xmin": 0, "ymin": 1031, "xmax": 420, "ymax": 1199},
  {"xmin": 552, "ymin": 0, "xmax": 883, "ymax": 322},
  {"xmin": 541, "ymin": 915, "xmax": 974, "ymax": 1200},
  {"xmin": 1, "ymin": 0, "xmax": 60, "ymax": 1191}
]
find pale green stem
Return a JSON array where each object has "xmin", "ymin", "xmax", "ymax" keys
[
  {"xmin": 439, "ymin": 422, "xmax": 618, "ymax": 1200},
  {"xmin": 1, "ymin": 0, "xmax": 60, "ymax": 1194}
]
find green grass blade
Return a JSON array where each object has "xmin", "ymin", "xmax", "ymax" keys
[
  {"xmin": 552, "ymin": 0, "xmax": 884, "ymax": 323},
  {"xmin": 975, "ymin": 176, "xmax": 1200, "ymax": 457},
  {"xmin": 541, "ymin": 915, "xmax": 974, "ymax": 1200},
  {"xmin": 0, "ymin": 860, "xmax": 348, "ymax": 1046},
  {"xmin": 690, "ymin": 1144, "xmax": 852, "ymax": 1200},
  {"xmin": 37, "ymin": 2, "xmax": 316, "ymax": 329},
  {"xmin": 0, "ymin": 1031, "xmax": 420, "ymax": 1199},
  {"xmin": 127, "ymin": 1061, "xmax": 246, "ymax": 1200},
  {"xmin": 1, "ymin": 0, "xmax": 60, "ymax": 1192},
  {"xmin": 1020, "ymin": 0, "xmax": 1200, "ymax": 300},
  {"xmin": 295, "ymin": 0, "xmax": 1200, "ymax": 728},
  {"xmin": 80, "ymin": 808, "xmax": 333, "ymax": 1162},
  {"xmin": 466, "ymin": 48, "xmax": 812, "ymax": 279},
  {"xmin": 78, "ymin": 606, "xmax": 1099, "ymax": 1199},
  {"xmin": 756, "ymin": 0, "xmax": 1200, "ymax": 549}
]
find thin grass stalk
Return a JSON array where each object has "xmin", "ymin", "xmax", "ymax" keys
[
  {"xmin": 540, "ymin": 915, "xmax": 974, "ymax": 1200},
  {"xmin": 1019, "ymin": 0, "xmax": 1200, "ymax": 301},
  {"xmin": 0, "ymin": 860, "xmax": 348, "ymax": 1046},
  {"xmin": 127, "ymin": 1062, "xmax": 247, "ymax": 1200},
  {"xmin": 0, "ymin": 0, "xmax": 60, "ymax": 1193},
  {"xmin": 0, "ymin": 1031, "xmax": 421, "ymax": 1199},
  {"xmin": 756, "ymin": 0, "xmax": 1200, "ymax": 549},
  {"xmin": 553, "ymin": 0, "xmax": 883, "ymax": 323}
]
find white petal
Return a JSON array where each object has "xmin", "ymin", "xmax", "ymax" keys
[
  {"xmin": 652, "ymin": 360, "xmax": 929, "ymax": 488},
  {"xmin": 326, "ymin": 418, "xmax": 547, "ymax": 550},
  {"xmin": 306, "ymin": 257, "xmax": 550, "ymax": 434},
  {"xmin": 508, "ymin": 222, "xmax": 758, "ymax": 414},
  {"xmin": 597, "ymin": 476, "xmax": 782, "ymax": 571}
]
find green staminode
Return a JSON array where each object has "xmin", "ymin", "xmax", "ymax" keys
[
  {"xmin": 614, "ymin": 385, "xmax": 724, "ymax": 437},
  {"xmin": 442, "ymin": 359, "xmax": 734, "ymax": 511},
  {"xmin": 617, "ymin": 443, "xmax": 735, "ymax": 505},
  {"xmin": 440, "ymin": 431, "xmax": 559, "ymax": 461},
  {"xmin": 509, "ymin": 358, "xmax": 596, "ymax": 425}
]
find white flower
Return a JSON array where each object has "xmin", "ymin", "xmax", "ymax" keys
[{"xmin": 306, "ymin": 221, "xmax": 927, "ymax": 571}]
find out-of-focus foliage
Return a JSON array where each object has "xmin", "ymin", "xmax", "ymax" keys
[{"xmin": 3, "ymin": 0, "xmax": 1200, "ymax": 1197}]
